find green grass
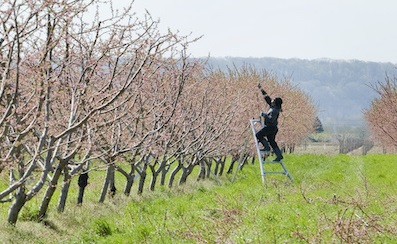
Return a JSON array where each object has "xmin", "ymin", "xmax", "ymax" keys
[{"xmin": 1, "ymin": 154, "xmax": 397, "ymax": 243}]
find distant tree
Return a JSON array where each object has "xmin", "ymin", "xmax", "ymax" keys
[{"xmin": 313, "ymin": 116, "xmax": 324, "ymax": 133}]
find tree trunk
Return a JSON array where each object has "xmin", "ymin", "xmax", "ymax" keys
[
  {"xmin": 99, "ymin": 165, "xmax": 113, "ymax": 203},
  {"xmin": 124, "ymin": 174, "xmax": 135, "ymax": 196},
  {"xmin": 149, "ymin": 171, "xmax": 158, "ymax": 191},
  {"xmin": 109, "ymin": 173, "xmax": 116, "ymax": 198},
  {"xmin": 137, "ymin": 163, "xmax": 147, "ymax": 195},
  {"xmin": 215, "ymin": 156, "xmax": 226, "ymax": 176},
  {"xmin": 214, "ymin": 161, "xmax": 219, "ymax": 175},
  {"xmin": 205, "ymin": 158, "xmax": 212, "ymax": 178},
  {"xmin": 196, "ymin": 160, "xmax": 206, "ymax": 181},
  {"xmin": 122, "ymin": 152, "xmax": 140, "ymax": 196},
  {"xmin": 238, "ymin": 154, "xmax": 249, "ymax": 170},
  {"xmin": 123, "ymin": 163, "xmax": 135, "ymax": 196},
  {"xmin": 38, "ymin": 160, "xmax": 67, "ymax": 220},
  {"xmin": 8, "ymin": 185, "xmax": 27, "ymax": 225},
  {"xmin": 58, "ymin": 169, "xmax": 71, "ymax": 212},
  {"xmin": 116, "ymin": 164, "xmax": 135, "ymax": 196},
  {"xmin": 160, "ymin": 165, "xmax": 170, "ymax": 186},
  {"xmin": 58, "ymin": 162, "xmax": 86, "ymax": 212},
  {"xmin": 227, "ymin": 160, "xmax": 235, "ymax": 174},
  {"xmin": 179, "ymin": 164, "xmax": 194, "ymax": 185},
  {"xmin": 227, "ymin": 155, "xmax": 238, "ymax": 174},
  {"xmin": 149, "ymin": 155, "xmax": 170, "ymax": 190},
  {"xmin": 6, "ymin": 156, "xmax": 30, "ymax": 225},
  {"xmin": 168, "ymin": 163, "xmax": 182, "ymax": 188}
]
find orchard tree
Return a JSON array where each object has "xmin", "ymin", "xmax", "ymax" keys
[
  {"xmin": 201, "ymin": 69, "xmax": 247, "ymax": 174},
  {"xmin": 364, "ymin": 75, "xmax": 397, "ymax": 150},
  {"xmin": 163, "ymin": 65, "xmax": 236, "ymax": 186},
  {"xmin": 0, "ymin": 0, "xmax": 199, "ymax": 224},
  {"xmin": 94, "ymin": 47, "xmax": 205, "ymax": 197}
]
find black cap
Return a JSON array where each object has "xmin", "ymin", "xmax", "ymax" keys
[{"xmin": 274, "ymin": 97, "xmax": 283, "ymax": 109}]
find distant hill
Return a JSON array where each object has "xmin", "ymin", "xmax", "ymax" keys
[{"xmin": 205, "ymin": 57, "xmax": 397, "ymax": 128}]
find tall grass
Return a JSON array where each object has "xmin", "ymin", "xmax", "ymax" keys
[{"xmin": 1, "ymin": 154, "xmax": 397, "ymax": 243}]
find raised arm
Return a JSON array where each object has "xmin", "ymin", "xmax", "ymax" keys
[{"xmin": 258, "ymin": 83, "xmax": 271, "ymax": 106}]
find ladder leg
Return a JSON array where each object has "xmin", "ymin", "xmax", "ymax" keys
[
  {"xmin": 279, "ymin": 160, "xmax": 293, "ymax": 182},
  {"xmin": 250, "ymin": 119, "xmax": 266, "ymax": 183}
]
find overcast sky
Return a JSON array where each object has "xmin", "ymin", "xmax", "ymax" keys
[{"xmin": 119, "ymin": 0, "xmax": 397, "ymax": 63}]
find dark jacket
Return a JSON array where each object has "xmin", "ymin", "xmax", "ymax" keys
[{"xmin": 262, "ymin": 95, "xmax": 280, "ymax": 127}]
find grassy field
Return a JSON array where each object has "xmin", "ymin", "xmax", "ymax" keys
[{"xmin": 1, "ymin": 153, "xmax": 397, "ymax": 243}]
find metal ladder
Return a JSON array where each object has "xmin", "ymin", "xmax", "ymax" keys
[{"xmin": 250, "ymin": 119, "xmax": 293, "ymax": 183}]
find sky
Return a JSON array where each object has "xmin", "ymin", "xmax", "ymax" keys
[{"xmin": 117, "ymin": 0, "xmax": 397, "ymax": 63}]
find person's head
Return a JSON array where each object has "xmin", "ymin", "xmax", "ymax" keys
[{"xmin": 272, "ymin": 97, "xmax": 283, "ymax": 109}]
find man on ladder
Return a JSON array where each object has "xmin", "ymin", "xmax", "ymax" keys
[
  {"xmin": 250, "ymin": 83, "xmax": 292, "ymax": 182},
  {"xmin": 256, "ymin": 83, "xmax": 284, "ymax": 162}
]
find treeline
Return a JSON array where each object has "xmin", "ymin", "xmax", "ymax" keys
[
  {"xmin": 207, "ymin": 57, "xmax": 397, "ymax": 84},
  {"xmin": 0, "ymin": 0, "xmax": 317, "ymax": 225}
]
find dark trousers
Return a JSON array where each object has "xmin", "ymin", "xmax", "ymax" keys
[
  {"xmin": 256, "ymin": 125, "xmax": 283, "ymax": 160},
  {"xmin": 255, "ymin": 125, "xmax": 278, "ymax": 151}
]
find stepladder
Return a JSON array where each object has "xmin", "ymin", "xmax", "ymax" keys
[{"xmin": 249, "ymin": 118, "xmax": 293, "ymax": 183}]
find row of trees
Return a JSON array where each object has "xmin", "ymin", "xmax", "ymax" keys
[{"xmin": 0, "ymin": 0, "xmax": 317, "ymax": 225}]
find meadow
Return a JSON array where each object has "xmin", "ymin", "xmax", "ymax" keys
[{"xmin": 1, "ymin": 153, "xmax": 397, "ymax": 243}]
